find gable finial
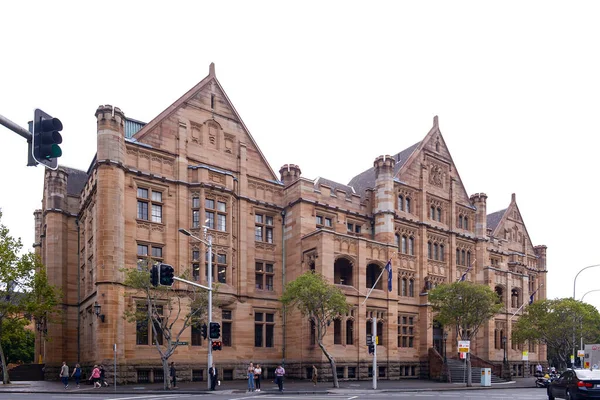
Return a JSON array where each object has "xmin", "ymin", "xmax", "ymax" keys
[
  {"xmin": 209, "ymin": 62, "xmax": 215, "ymax": 77},
  {"xmin": 511, "ymin": 193, "xmax": 516, "ymax": 203},
  {"xmin": 433, "ymin": 115, "xmax": 439, "ymax": 128}
]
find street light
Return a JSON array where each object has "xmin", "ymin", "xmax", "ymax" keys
[
  {"xmin": 178, "ymin": 226, "xmax": 213, "ymax": 390},
  {"xmin": 572, "ymin": 264, "xmax": 600, "ymax": 363},
  {"xmin": 443, "ymin": 331, "xmax": 448, "ymax": 363},
  {"xmin": 579, "ymin": 289, "xmax": 600, "ymax": 367},
  {"xmin": 502, "ymin": 336, "xmax": 508, "ymax": 379}
]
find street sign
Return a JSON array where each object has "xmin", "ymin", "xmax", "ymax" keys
[
  {"xmin": 458, "ymin": 340, "xmax": 470, "ymax": 353},
  {"xmin": 578, "ymin": 350, "xmax": 585, "ymax": 358},
  {"xmin": 522, "ymin": 351, "xmax": 529, "ymax": 361},
  {"xmin": 367, "ymin": 334, "xmax": 373, "ymax": 346}
]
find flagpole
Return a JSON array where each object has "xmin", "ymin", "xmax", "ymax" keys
[
  {"xmin": 457, "ymin": 260, "xmax": 477, "ymax": 282},
  {"xmin": 361, "ymin": 258, "xmax": 392, "ymax": 306},
  {"xmin": 509, "ymin": 283, "xmax": 543, "ymax": 322}
]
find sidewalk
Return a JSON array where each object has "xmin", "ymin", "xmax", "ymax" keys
[{"xmin": 0, "ymin": 376, "xmax": 539, "ymax": 394}]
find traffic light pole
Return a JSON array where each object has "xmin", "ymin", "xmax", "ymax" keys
[
  {"xmin": 206, "ymin": 232, "xmax": 213, "ymax": 390},
  {"xmin": 0, "ymin": 114, "xmax": 32, "ymax": 139}
]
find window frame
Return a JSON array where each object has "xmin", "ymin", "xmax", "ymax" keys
[
  {"xmin": 137, "ymin": 186, "xmax": 163, "ymax": 223},
  {"xmin": 255, "ymin": 212, "xmax": 275, "ymax": 243}
]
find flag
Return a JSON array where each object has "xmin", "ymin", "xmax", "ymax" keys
[
  {"xmin": 459, "ymin": 265, "xmax": 471, "ymax": 282},
  {"xmin": 529, "ymin": 284, "xmax": 543, "ymax": 305},
  {"xmin": 385, "ymin": 259, "xmax": 392, "ymax": 292}
]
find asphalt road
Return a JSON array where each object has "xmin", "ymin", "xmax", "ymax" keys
[{"xmin": 0, "ymin": 388, "xmax": 549, "ymax": 400}]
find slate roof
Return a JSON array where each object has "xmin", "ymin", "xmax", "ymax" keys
[
  {"xmin": 314, "ymin": 177, "xmax": 355, "ymax": 197},
  {"xmin": 486, "ymin": 209, "xmax": 506, "ymax": 233},
  {"xmin": 62, "ymin": 166, "xmax": 89, "ymax": 196},
  {"xmin": 347, "ymin": 141, "xmax": 421, "ymax": 196}
]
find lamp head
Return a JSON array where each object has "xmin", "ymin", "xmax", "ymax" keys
[{"xmin": 178, "ymin": 228, "xmax": 191, "ymax": 236}]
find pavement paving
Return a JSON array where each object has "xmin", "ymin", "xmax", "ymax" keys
[{"xmin": 0, "ymin": 376, "xmax": 541, "ymax": 395}]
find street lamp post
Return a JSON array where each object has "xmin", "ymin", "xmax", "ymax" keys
[
  {"xmin": 578, "ymin": 289, "xmax": 600, "ymax": 367},
  {"xmin": 502, "ymin": 336, "xmax": 508, "ymax": 380},
  {"xmin": 572, "ymin": 264, "xmax": 600, "ymax": 364},
  {"xmin": 179, "ymin": 227, "xmax": 213, "ymax": 390},
  {"xmin": 443, "ymin": 331, "xmax": 448, "ymax": 364}
]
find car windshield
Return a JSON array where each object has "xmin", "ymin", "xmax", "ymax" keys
[{"xmin": 575, "ymin": 370, "xmax": 600, "ymax": 380}]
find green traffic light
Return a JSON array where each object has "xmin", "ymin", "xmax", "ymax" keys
[{"xmin": 47, "ymin": 144, "xmax": 62, "ymax": 158}]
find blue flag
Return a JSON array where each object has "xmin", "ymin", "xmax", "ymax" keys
[
  {"xmin": 385, "ymin": 259, "xmax": 392, "ymax": 292},
  {"xmin": 529, "ymin": 285, "xmax": 542, "ymax": 305}
]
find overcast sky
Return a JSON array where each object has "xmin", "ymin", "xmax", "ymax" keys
[{"xmin": 2, "ymin": 1, "xmax": 600, "ymax": 312}]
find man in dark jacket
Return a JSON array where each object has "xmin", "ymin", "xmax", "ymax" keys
[{"xmin": 209, "ymin": 364, "xmax": 218, "ymax": 391}]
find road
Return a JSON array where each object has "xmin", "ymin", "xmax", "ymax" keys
[{"xmin": 0, "ymin": 388, "xmax": 549, "ymax": 400}]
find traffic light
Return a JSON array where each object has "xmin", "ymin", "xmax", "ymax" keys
[
  {"xmin": 150, "ymin": 264, "xmax": 159, "ymax": 287},
  {"xmin": 159, "ymin": 263, "xmax": 174, "ymax": 286},
  {"xmin": 201, "ymin": 324, "xmax": 207, "ymax": 339},
  {"xmin": 212, "ymin": 340, "xmax": 222, "ymax": 351},
  {"xmin": 368, "ymin": 344, "xmax": 375, "ymax": 354},
  {"xmin": 209, "ymin": 322, "xmax": 221, "ymax": 339},
  {"xmin": 32, "ymin": 108, "xmax": 62, "ymax": 169}
]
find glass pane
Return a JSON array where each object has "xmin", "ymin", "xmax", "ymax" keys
[
  {"xmin": 266, "ymin": 275, "xmax": 273, "ymax": 291},
  {"xmin": 217, "ymin": 201, "xmax": 226, "ymax": 212},
  {"xmin": 217, "ymin": 254, "xmax": 226, "ymax": 264},
  {"xmin": 192, "ymin": 251, "xmax": 199, "ymax": 260},
  {"xmin": 152, "ymin": 191, "xmax": 162, "ymax": 202},
  {"xmin": 266, "ymin": 313, "xmax": 274, "ymax": 322},
  {"xmin": 137, "ymin": 244, "xmax": 148, "ymax": 256},
  {"xmin": 152, "ymin": 204, "xmax": 162, "ymax": 223},
  {"xmin": 218, "ymin": 214, "xmax": 226, "ymax": 231},
  {"xmin": 325, "ymin": 218, "xmax": 332, "ymax": 227},
  {"xmin": 255, "ymin": 313, "xmax": 263, "ymax": 322},
  {"xmin": 255, "ymin": 226, "xmax": 263, "ymax": 241},
  {"xmin": 254, "ymin": 324, "xmax": 263, "ymax": 347},
  {"xmin": 137, "ymin": 201, "xmax": 148, "ymax": 220},
  {"xmin": 255, "ymin": 214, "xmax": 263, "ymax": 224},
  {"xmin": 192, "ymin": 197, "xmax": 200, "ymax": 208},
  {"xmin": 151, "ymin": 247, "xmax": 162, "ymax": 257},
  {"xmin": 266, "ymin": 228, "xmax": 273, "ymax": 243},
  {"xmin": 205, "ymin": 199, "xmax": 215, "ymax": 209},
  {"xmin": 316, "ymin": 215, "xmax": 323, "ymax": 225},
  {"xmin": 266, "ymin": 263, "xmax": 274, "ymax": 273},
  {"xmin": 137, "ymin": 188, "xmax": 148, "ymax": 198},
  {"xmin": 222, "ymin": 310, "xmax": 232, "ymax": 320},
  {"xmin": 218, "ymin": 266, "xmax": 226, "ymax": 283},
  {"xmin": 265, "ymin": 324, "xmax": 274, "ymax": 347},
  {"xmin": 255, "ymin": 274, "xmax": 263, "ymax": 289},
  {"xmin": 266, "ymin": 216, "xmax": 273, "ymax": 225},
  {"xmin": 255, "ymin": 262, "xmax": 263, "ymax": 272},
  {"xmin": 205, "ymin": 212, "xmax": 214, "ymax": 229},
  {"xmin": 192, "ymin": 210, "xmax": 199, "ymax": 227},
  {"xmin": 223, "ymin": 322, "xmax": 231, "ymax": 346}
]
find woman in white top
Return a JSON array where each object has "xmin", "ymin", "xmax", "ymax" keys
[{"xmin": 254, "ymin": 364, "xmax": 262, "ymax": 392}]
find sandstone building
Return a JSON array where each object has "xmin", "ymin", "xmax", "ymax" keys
[{"xmin": 34, "ymin": 64, "xmax": 547, "ymax": 383}]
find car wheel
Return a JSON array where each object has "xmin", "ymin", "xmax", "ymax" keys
[{"xmin": 547, "ymin": 387, "xmax": 554, "ymax": 400}]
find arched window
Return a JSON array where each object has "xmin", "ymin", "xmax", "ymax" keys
[
  {"xmin": 408, "ymin": 237, "xmax": 414, "ymax": 255},
  {"xmin": 408, "ymin": 279, "xmax": 414, "ymax": 297},
  {"xmin": 334, "ymin": 258, "xmax": 353, "ymax": 286},
  {"xmin": 406, "ymin": 198, "xmax": 411, "ymax": 213},
  {"xmin": 495, "ymin": 286, "xmax": 504, "ymax": 304},
  {"xmin": 366, "ymin": 263, "xmax": 382, "ymax": 290},
  {"xmin": 401, "ymin": 236, "xmax": 407, "ymax": 254},
  {"xmin": 461, "ymin": 250, "xmax": 466, "ymax": 265},
  {"xmin": 346, "ymin": 319, "xmax": 354, "ymax": 345},
  {"xmin": 395, "ymin": 234, "xmax": 400, "ymax": 248},
  {"xmin": 430, "ymin": 206, "xmax": 435, "ymax": 220},
  {"xmin": 434, "ymin": 243, "xmax": 439, "ymax": 260},
  {"xmin": 377, "ymin": 321, "xmax": 384, "ymax": 344},
  {"xmin": 334, "ymin": 319, "xmax": 342, "ymax": 344},
  {"xmin": 398, "ymin": 195, "xmax": 404, "ymax": 211},
  {"xmin": 427, "ymin": 242, "xmax": 432, "ymax": 259},
  {"xmin": 440, "ymin": 244, "xmax": 445, "ymax": 261},
  {"xmin": 401, "ymin": 278, "xmax": 407, "ymax": 296},
  {"xmin": 464, "ymin": 216, "xmax": 469, "ymax": 230},
  {"xmin": 467, "ymin": 251, "xmax": 471, "ymax": 266},
  {"xmin": 456, "ymin": 249, "xmax": 460, "ymax": 265},
  {"xmin": 511, "ymin": 289, "xmax": 519, "ymax": 308},
  {"xmin": 458, "ymin": 215, "xmax": 463, "ymax": 228},
  {"xmin": 436, "ymin": 207, "xmax": 442, "ymax": 222}
]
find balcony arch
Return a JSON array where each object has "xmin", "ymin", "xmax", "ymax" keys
[{"xmin": 334, "ymin": 256, "xmax": 354, "ymax": 287}]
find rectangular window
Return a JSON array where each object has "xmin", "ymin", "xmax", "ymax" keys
[
  {"xmin": 255, "ymin": 261, "xmax": 275, "ymax": 291},
  {"xmin": 191, "ymin": 324, "xmax": 202, "ymax": 346},
  {"xmin": 192, "ymin": 210, "xmax": 200, "ymax": 228},
  {"xmin": 136, "ymin": 305, "xmax": 149, "ymax": 345},
  {"xmin": 137, "ymin": 243, "xmax": 162, "ymax": 269},
  {"xmin": 325, "ymin": 217, "xmax": 332, "ymax": 227},
  {"xmin": 316, "ymin": 215, "xmax": 323, "ymax": 226},
  {"xmin": 205, "ymin": 198, "xmax": 227, "ymax": 231},
  {"xmin": 347, "ymin": 223, "xmax": 354, "ymax": 233},
  {"xmin": 254, "ymin": 312, "xmax": 275, "ymax": 348},
  {"xmin": 255, "ymin": 213, "xmax": 274, "ymax": 243},
  {"xmin": 398, "ymin": 315, "xmax": 415, "ymax": 348},
  {"xmin": 192, "ymin": 197, "xmax": 200, "ymax": 208},
  {"xmin": 206, "ymin": 253, "xmax": 227, "ymax": 284},
  {"xmin": 205, "ymin": 211, "xmax": 215, "ymax": 229},
  {"xmin": 137, "ymin": 187, "xmax": 162, "ymax": 223},
  {"xmin": 222, "ymin": 310, "xmax": 232, "ymax": 347}
]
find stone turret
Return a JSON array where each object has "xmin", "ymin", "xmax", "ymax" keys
[
  {"xmin": 373, "ymin": 155, "xmax": 395, "ymax": 243},
  {"xmin": 279, "ymin": 164, "xmax": 302, "ymax": 187},
  {"xmin": 96, "ymin": 105, "xmax": 125, "ymax": 163},
  {"xmin": 44, "ymin": 168, "xmax": 69, "ymax": 210},
  {"xmin": 470, "ymin": 192, "xmax": 488, "ymax": 238}
]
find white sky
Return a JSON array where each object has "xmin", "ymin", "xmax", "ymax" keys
[{"xmin": 2, "ymin": 1, "xmax": 600, "ymax": 312}]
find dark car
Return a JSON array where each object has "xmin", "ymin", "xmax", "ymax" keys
[{"xmin": 548, "ymin": 369, "xmax": 600, "ymax": 399}]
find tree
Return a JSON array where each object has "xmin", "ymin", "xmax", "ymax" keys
[
  {"xmin": 281, "ymin": 272, "xmax": 349, "ymax": 388},
  {"xmin": 512, "ymin": 298, "xmax": 600, "ymax": 370},
  {"xmin": 428, "ymin": 281, "xmax": 502, "ymax": 387},
  {"xmin": 0, "ymin": 319, "xmax": 34, "ymax": 364},
  {"xmin": 122, "ymin": 263, "xmax": 215, "ymax": 390},
  {"xmin": 0, "ymin": 211, "xmax": 61, "ymax": 384}
]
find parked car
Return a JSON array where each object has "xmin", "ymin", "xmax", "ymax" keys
[{"xmin": 547, "ymin": 369, "xmax": 600, "ymax": 399}]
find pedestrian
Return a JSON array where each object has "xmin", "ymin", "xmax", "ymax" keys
[
  {"xmin": 170, "ymin": 362, "xmax": 177, "ymax": 388},
  {"xmin": 254, "ymin": 363, "xmax": 262, "ymax": 392},
  {"xmin": 247, "ymin": 362, "xmax": 255, "ymax": 392},
  {"xmin": 71, "ymin": 363, "xmax": 82, "ymax": 388},
  {"xmin": 536, "ymin": 363, "xmax": 543, "ymax": 377},
  {"xmin": 59, "ymin": 361, "xmax": 69, "ymax": 389},
  {"xmin": 275, "ymin": 364, "xmax": 285, "ymax": 392},
  {"xmin": 209, "ymin": 363, "xmax": 218, "ymax": 391},
  {"xmin": 312, "ymin": 365, "xmax": 318, "ymax": 386},
  {"xmin": 89, "ymin": 365, "xmax": 101, "ymax": 388},
  {"xmin": 99, "ymin": 365, "xmax": 109, "ymax": 387}
]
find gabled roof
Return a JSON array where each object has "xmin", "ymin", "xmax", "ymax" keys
[
  {"xmin": 347, "ymin": 142, "xmax": 421, "ymax": 196},
  {"xmin": 133, "ymin": 63, "xmax": 278, "ymax": 181},
  {"xmin": 486, "ymin": 209, "xmax": 506, "ymax": 233},
  {"xmin": 314, "ymin": 177, "xmax": 355, "ymax": 197}
]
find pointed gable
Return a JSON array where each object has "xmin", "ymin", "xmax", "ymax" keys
[
  {"xmin": 487, "ymin": 194, "xmax": 536, "ymax": 254},
  {"xmin": 132, "ymin": 63, "xmax": 278, "ymax": 181}
]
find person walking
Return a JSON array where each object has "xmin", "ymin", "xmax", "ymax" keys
[
  {"xmin": 170, "ymin": 362, "xmax": 177, "ymax": 388},
  {"xmin": 253, "ymin": 363, "xmax": 262, "ymax": 392},
  {"xmin": 89, "ymin": 365, "xmax": 101, "ymax": 388},
  {"xmin": 59, "ymin": 361, "xmax": 69, "ymax": 389},
  {"xmin": 275, "ymin": 364, "xmax": 285, "ymax": 392},
  {"xmin": 71, "ymin": 363, "xmax": 82, "ymax": 388},
  {"xmin": 247, "ymin": 362, "xmax": 255, "ymax": 392},
  {"xmin": 209, "ymin": 363, "xmax": 218, "ymax": 391},
  {"xmin": 536, "ymin": 363, "xmax": 543, "ymax": 377},
  {"xmin": 312, "ymin": 365, "xmax": 318, "ymax": 386},
  {"xmin": 99, "ymin": 365, "xmax": 109, "ymax": 387}
]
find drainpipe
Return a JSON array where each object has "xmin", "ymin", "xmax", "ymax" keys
[
  {"xmin": 281, "ymin": 209, "xmax": 286, "ymax": 366},
  {"xmin": 75, "ymin": 218, "xmax": 81, "ymax": 363}
]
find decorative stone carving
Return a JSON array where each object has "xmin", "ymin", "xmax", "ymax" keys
[
  {"xmin": 256, "ymin": 242, "xmax": 276, "ymax": 252},
  {"xmin": 428, "ymin": 161, "xmax": 446, "ymax": 188}
]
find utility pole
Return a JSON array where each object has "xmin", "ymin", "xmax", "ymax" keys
[{"xmin": 372, "ymin": 316, "xmax": 377, "ymax": 390}]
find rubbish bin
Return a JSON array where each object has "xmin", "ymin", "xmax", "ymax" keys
[{"xmin": 480, "ymin": 368, "xmax": 491, "ymax": 387}]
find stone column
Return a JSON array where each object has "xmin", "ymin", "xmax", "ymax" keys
[{"xmin": 373, "ymin": 155, "xmax": 395, "ymax": 244}]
